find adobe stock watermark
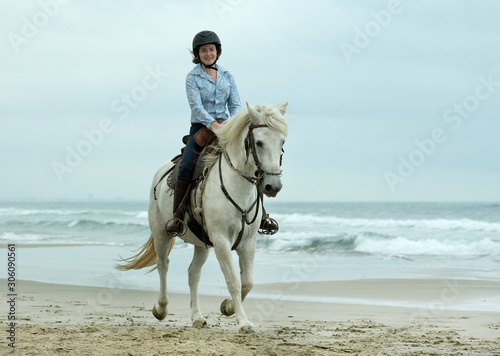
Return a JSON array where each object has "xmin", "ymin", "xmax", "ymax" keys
[
  {"xmin": 213, "ymin": 0, "xmax": 244, "ymax": 21},
  {"xmin": 385, "ymin": 74, "xmax": 500, "ymax": 192},
  {"xmin": 75, "ymin": 272, "xmax": 130, "ymax": 316},
  {"xmin": 248, "ymin": 253, "xmax": 328, "ymax": 324},
  {"xmin": 340, "ymin": 0, "xmax": 408, "ymax": 64},
  {"xmin": 51, "ymin": 65, "xmax": 169, "ymax": 182},
  {"xmin": 7, "ymin": 0, "xmax": 71, "ymax": 54},
  {"xmin": 409, "ymin": 279, "xmax": 467, "ymax": 321}
]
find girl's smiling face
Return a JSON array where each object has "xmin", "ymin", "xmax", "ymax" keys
[{"xmin": 199, "ymin": 44, "xmax": 217, "ymax": 66}]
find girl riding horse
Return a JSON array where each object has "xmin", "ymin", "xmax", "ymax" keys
[{"xmin": 166, "ymin": 30, "xmax": 278, "ymax": 236}]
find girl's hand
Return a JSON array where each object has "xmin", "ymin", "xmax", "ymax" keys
[{"xmin": 211, "ymin": 121, "xmax": 222, "ymax": 130}]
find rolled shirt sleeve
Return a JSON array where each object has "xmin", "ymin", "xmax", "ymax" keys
[{"xmin": 226, "ymin": 71, "xmax": 241, "ymax": 117}]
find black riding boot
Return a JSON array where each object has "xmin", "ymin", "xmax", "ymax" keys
[
  {"xmin": 259, "ymin": 206, "xmax": 279, "ymax": 235},
  {"xmin": 166, "ymin": 179, "xmax": 190, "ymax": 235}
]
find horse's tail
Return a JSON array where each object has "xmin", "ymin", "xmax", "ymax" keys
[{"xmin": 115, "ymin": 235, "xmax": 175, "ymax": 272}]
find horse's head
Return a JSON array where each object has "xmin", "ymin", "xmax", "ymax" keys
[{"xmin": 246, "ymin": 102, "xmax": 288, "ymax": 198}]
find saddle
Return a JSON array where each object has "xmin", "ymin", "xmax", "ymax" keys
[
  {"xmin": 161, "ymin": 125, "xmax": 221, "ymax": 247},
  {"xmin": 168, "ymin": 128, "xmax": 218, "ymax": 190}
]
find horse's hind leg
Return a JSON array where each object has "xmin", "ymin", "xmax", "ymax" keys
[
  {"xmin": 152, "ymin": 231, "xmax": 173, "ymax": 321},
  {"xmin": 189, "ymin": 245, "xmax": 210, "ymax": 328}
]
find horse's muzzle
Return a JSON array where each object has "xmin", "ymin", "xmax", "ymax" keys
[{"xmin": 263, "ymin": 182, "xmax": 282, "ymax": 198}]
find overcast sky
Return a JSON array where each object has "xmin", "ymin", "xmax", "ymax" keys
[{"xmin": 1, "ymin": 0, "xmax": 499, "ymax": 202}]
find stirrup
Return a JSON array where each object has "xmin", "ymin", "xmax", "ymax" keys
[
  {"xmin": 165, "ymin": 218, "xmax": 187, "ymax": 237},
  {"xmin": 258, "ymin": 216, "xmax": 279, "ymax": 235}
]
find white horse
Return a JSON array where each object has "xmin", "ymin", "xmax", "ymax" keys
[{"xmin": 117, "ymin": 102, "xmax": 288, "ymax": 334}]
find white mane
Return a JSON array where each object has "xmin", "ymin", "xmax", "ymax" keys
[{"xmin": 204, "ymin": 104, "xmax": 288, "ymax": 168}]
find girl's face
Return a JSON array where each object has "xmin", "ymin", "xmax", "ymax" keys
[{"xmin": 199, "ymin": 44, "xmax": 217, "ymax": 66}]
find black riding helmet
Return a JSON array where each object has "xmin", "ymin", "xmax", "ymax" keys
[
  {"xmin": 192, "ymin": 30, "xmax": 221, "ymax": 49},
  {"xmin": 192, "ymin": 30, "xmax": 221, "ymax": 70}
]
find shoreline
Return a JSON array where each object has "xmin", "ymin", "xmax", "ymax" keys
[
  {"xmin": 253, "ymin": 278, "xmax": 500, "ymax": 311},
  {"xmin": 2, "ymin": 279, "xmax": 499, "ymax": 354},
  {"xmin": 10, "ymin": 276, "xmax": 500, "ymax": 312}
]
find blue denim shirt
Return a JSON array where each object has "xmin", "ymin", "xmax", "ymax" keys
[{"xmin": 186, "ymin": 64, "xmax": 242, "ymax": 128}]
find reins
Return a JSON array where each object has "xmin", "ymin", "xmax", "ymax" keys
[
  {"xmin": 222, "ymin": 149, "xmax": 257, "ymax": 184},
  {"xmin": 215, "ymin": 124, "xmax": 282, "ymax": 250},
  {"xmin": 218, "ymin": 154, "xmax": 262, "ymax": 250}
]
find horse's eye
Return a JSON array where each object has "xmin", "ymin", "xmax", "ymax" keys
[{"xmin": 256, "ymin": 141, "xmax": 263, "ymax": 148}]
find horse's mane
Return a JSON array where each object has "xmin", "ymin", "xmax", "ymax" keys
[{"xmin": 204, "ymin": 104, "xmax": 288, "ymax": 168}]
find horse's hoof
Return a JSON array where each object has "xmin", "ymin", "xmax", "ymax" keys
[
  {"xmin": 152, "ymin": 304, "xmax": 167, "ymax": 321},
  {"xmin": 238, "ymin": 325, "xmax": 255, "ymax": 334},
  {"xmin": 192, "ymin": 318, "xmax": 208, "ymax": 329},
  {"xmin": 220, "ymin": 299, "xmax": 235, "ymax": 316}
]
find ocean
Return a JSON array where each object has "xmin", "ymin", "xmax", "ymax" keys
[{"xmin": 1, "ymin": 200, "xmax": 499, "ymax": 308}]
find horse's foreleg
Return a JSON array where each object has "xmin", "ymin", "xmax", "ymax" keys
[
  {"xmin": 237, "ymin": 244, "xmax": 256, "ymax": 302},
  {"xmin": 189, "ymin": 245, "xmax": 210, "ymax": 328},
  {"xmin": 220, "ymin": 245, "xmax": 255, "ymax": 323},
  {"xmin": 152, "ymin": 233, "xmax": 172, "ymax": 321},
  {"xmin": 213, "ymin": 242, "xmax": 255, "ymax": 334}
]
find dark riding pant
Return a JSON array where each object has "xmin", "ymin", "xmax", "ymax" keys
[{"xmin": 178, "ymin": 123, "xmax": 205, "ymax": 182}]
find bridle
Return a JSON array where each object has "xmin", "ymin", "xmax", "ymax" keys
[
  {"xmin": 224, "ymin": 124, "xmax": 283, "ymax": 186},
  {"xmin": 216, "ymin": 124, "xmax": 284, "ymax": 250}
]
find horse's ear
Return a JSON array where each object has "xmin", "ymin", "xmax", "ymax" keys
[
  {"xmin": 246, "ymin": 102, "xmax": 260, "ymax": 123},
  {"xmin": 278, "ymin": 102, "xmax": 288, "ymax": 115}
]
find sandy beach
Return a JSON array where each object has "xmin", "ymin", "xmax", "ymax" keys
[{"xmin": 2, "ymin": 278, "xmax": 499, "ymax": 355}]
